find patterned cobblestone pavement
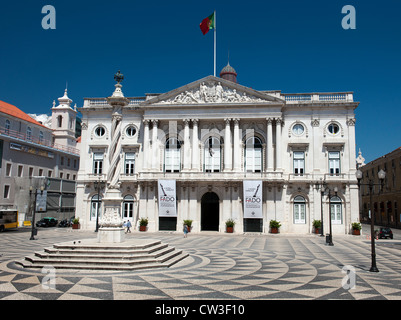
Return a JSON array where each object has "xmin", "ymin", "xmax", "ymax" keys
[{"xmin": 1, "ymin": 227, "xmax": 401, "ymax": 300}]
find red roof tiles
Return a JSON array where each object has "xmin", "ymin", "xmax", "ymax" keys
[{"xmin": 0, "ymin": 100, "xmax": 48, "ymax": 128}]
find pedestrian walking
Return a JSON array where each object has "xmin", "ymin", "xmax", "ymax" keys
[
  {"xmin": 183, "ymin": 224, "xmax": 188, "ymax": 238},
  {"xmin": 123, "ymin": 221, "xmax": 127, "ymax": 233},
  {"xmin": 126, "ymin": 220, "xmax": 132, "ymax": 233}
]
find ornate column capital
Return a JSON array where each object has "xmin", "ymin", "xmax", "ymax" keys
[
  {"xmin": 224, "ymin": 118, "xmax": 232, "ymax": 125},
  {"xmin": 266, "ymin": 117, "xmax": 273, "ymax": 124}
]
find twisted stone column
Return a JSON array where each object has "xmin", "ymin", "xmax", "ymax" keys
[{"xmin": 99, "ymin": 83, "xmax": 128, "ymax": 231}]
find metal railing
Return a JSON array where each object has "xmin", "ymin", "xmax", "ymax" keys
[{"xmin": 0, "ymin": 127, "xmax": 80, "ymax": 155}]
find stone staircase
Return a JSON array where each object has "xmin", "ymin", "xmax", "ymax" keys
[{"xmin": 16, "ymin": 238, "xmax": 189, "ymax": 271}]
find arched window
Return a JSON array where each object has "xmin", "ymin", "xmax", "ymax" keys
[
  {"xmin": 330, "ymin": 196, "xmax": 342, "ymax": 224},
  {"xmin": 165, "ymin": 138, "xmax": 181, "ymax": 172},
  {"xmin": 123, "ymin": 195, "xmax": 135, "ymax": 221},
  {"xmin": 294, "ymin": 196, "xmax": 306, "ymax": 224},
  {"xmin": 57, "ymin": 115, "xmax": 63, "ymax": 128},
  {"xmin": 204, "ymin": 136, "xmax": 221, "ymax": 172},
  {"xmin": 245, "ymin": 136, "xmax": 263, "ymax": 172},
  {"xmin": 90, "ymin": 194, "xmax": 102, "ymax": 221}
]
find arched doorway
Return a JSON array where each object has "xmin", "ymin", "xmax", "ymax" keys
[{"xmin": 201, "ymin": 192, "xmax": 219, "ymax": 231}]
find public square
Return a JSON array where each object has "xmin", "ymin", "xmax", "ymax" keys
[{"xmin": 1, "ymin": 225, "xmax": 401, "ymax": 301}]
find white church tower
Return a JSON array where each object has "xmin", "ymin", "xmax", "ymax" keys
[{"xmin": 51, "ymin": 89, "xmax": 78, "ymax": 149}]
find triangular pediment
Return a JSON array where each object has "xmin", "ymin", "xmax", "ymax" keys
[{"xmin": 140, "ymin": 76, "xmax": 284, "ymax": 106}]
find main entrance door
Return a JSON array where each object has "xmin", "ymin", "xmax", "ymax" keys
[{"xmin": 201, "ymin": 192, "xmax": 219, "ymax": 231}]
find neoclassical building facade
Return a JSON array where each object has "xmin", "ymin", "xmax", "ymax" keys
[{"xmin": 76, "ymin": 68, "xmax": 360, "ymax": 234}]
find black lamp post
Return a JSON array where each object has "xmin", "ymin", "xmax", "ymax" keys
[
  {"xmin": 316, "ymin": 178, "xmax": 327, "ymax": 237},
  {"xmin": 356, "ymin": 168, "xmax": 386, "ymax": 272},
  {"xmin": 94, "ymin": 176, "xmax": 104, "ymax": 232},
  {"xmin": 29, "ymin": 185, "xmax": 44, "ymax": 240},
  {"xmin": 326, "ymin": 186, "xmax": 338, "ymax": 246}
]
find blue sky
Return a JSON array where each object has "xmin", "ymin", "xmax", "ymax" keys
[{"xmin": 1, "ymin": 0, "xmax": 400, "ymax": 163}]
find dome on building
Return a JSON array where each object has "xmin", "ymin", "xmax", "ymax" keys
[{"xmin": 219, "ymin": 62, "xmax": 237, "ymax": 83}]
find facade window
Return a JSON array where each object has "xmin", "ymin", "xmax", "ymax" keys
[
  {"xmin": 18, "ymin": 165, "xmax": 23, "ymax": 177},
  {"xmin": 3, "ymin": 185, "xmax": 10, "ymax": 199},
  {"xmin": 293, "ymin": 151, "xmax": 305, "ymax": 175},
  {"xmin": 93, "ymin": 153, "xmax": 104, "ymax": 174},
  {"xmin": 330, "ymin": 196, "xmax": 342, "ymax": 224},
  {"xmin": 48, "ymin": 170, "xmax": 52, "ymax": 178},
  {"xmin": 294, "ymin": 196, "xmax": 306, "ymax": 224},
  {"xmin": 292, "ymin": 124, "xmax": 304, "ymax": 136},
  {"xmin": 38, "ymin": 168, "xmax": 43, "ymax": 176},
  {"xmin": 39, "ymin": 131, "xmax": 44, "ymax": 143},
  {"xmin": 329, "ymin": 151, "xmax": 340, "ymax": 175},
  {"xmin": 26, "ymin": 127, "xmax": 32, "ymax": 141},
  {"xmin": 90, "ymin": 194, "xmax": 102, "ymax": 221},
  {"xmin": 5, "ymin": 163, "xmax": 12, "ymax": 177},
  {"xmin": 5, "ymin": 119, "xmax": 10, "ymax": 134},
  {"xmin": 165, "ymin": 138, "xmax": 181, "ymax": 172},
  {"xmin": 126, "ymin": 126, "xmax": 137, "ymax": 137},
  {"xmin": 125, "ymin": 152, "xmax": 135, "ymax": 175},
  {"xmin": 28, "ymin": 167, "xmax": 34, "ymax": 177},
  {"xmin": 57, "ymin": 115, "xmax": 63, "ymax": 128},
  {"xmin": 123, "ymin": 195, "xmax": 135, "ymax": 221},
  {"xmin": 328, "ymin": 123, "xmax": 340, "ymax": 135},
  {"xmin": 204, "ymin": 137, "xmax": 221, "ymax": 172},
  {"xmin": 95, "ymin": 126, "xmax": 105, "ymax": 137},
  {"xmin": 245, "ymin": 136, "xmax": 263, "ymax": 172}
]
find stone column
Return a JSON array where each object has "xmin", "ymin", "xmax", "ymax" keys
[
  {"xmin": 224, "ymin": 118, "xmax": 232, "ymax": 171},
  {"xmin": 233, "ymin": 118, "xmax": 240, "ymax": 171},
  {"xmin": 183, "ymin": 119, "xmax": 191, "ymax": 171},
  {"xmin": 275, "ymin": 118, "xmax": 282, "ymax": 170},
  {"xmin": 142, "ymin": 119, "xmax": 150, "ymax": 171},
  {"xmin": 99, "ymin": 79, "xmax": 129, "ymax": 243},
  {"xmin": 267, "ymin": 118, "xmax": 273, "ymax": 171},
  {"xmin": 151, "ymin": 120, "xmax": 158, "ymax": 170},
  {"xmin": 191, "ymin": 119, "xmax": 199, "ymax": 171}
]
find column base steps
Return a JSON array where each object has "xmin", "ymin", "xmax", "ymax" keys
[{"xmin": 16, "ymin": 238, "xmax": 189, "ymax": 271}]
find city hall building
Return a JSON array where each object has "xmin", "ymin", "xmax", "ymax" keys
[{"xmin": 76, "ymin": 65, "xmax": 360, "ymax": 234}]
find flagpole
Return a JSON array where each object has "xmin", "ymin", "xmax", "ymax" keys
[{"xmin": 214, "ymin": 10, "xmax": 216, "ymax": 77}]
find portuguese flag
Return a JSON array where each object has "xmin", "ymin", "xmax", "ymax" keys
[{"xmin": 200, "ymin": 12, "xmax": 215, "ymax": 35}]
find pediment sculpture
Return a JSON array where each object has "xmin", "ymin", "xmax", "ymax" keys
[{"xmin": 157, "ymin": 81, "xmax": 266, "ymax": 104}]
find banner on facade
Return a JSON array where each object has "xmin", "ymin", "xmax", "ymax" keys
[
  {"xmin": 158, "ymin": 180, "xmax": 177, "ymax": 217},
  {"xmin": 243, "ymin": 180, "xmax": 263, "ymax": 219}
]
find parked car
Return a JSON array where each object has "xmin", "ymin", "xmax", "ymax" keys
[
  {"xmin": 36, "ymin": 217, "xmax": 58, "ymax": 228},
  {"xmin": 378, "ymin": 227, "xmax": 393, "ymax": 239}
]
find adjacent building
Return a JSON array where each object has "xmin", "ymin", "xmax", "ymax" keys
[
  {"xmin": 0, "ymin": 90, "xmax": 80, "ymax": 224},
  {"xmin": 76, "ymin": 66, "xmax": 360, "ymax": 234},
  {"xmin": 358, "ymin": 147, "xmax": 401, "ymax": 228}
]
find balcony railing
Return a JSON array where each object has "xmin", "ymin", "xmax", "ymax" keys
[
  {"xmin": 282, "ymin": 92, "xmax": 354, "ymax": 103},
  {"xmin": 0, "ymin": 127, "xmax": 80, "ymax": 155},
  {"xmin": 83, "ymin": 97, "xmax": 146, "ymax": 108}
]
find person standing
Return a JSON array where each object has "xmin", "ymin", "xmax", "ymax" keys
[{"xmin": 183, "ymin": 224, "xmax": 188, "ymax": 238}]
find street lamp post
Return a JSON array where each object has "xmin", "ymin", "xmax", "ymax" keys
[
  {"xmin": 326, "ymin": 186, "xmax": 338, "ymax": 246},
  {"xmin": 356, "ymin": 168, "xmax": 386, "ymax": 273},
  {"xmin": 316, "ymin": 178, "xmax": 327, "ymax": 237},
  {"xmin": 94, "ymin": 176, "xmax": 104, "ymax": 233},
  {"xmin": 29, "ymin": 185, "xmax": 44, "ymax": 240}
]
